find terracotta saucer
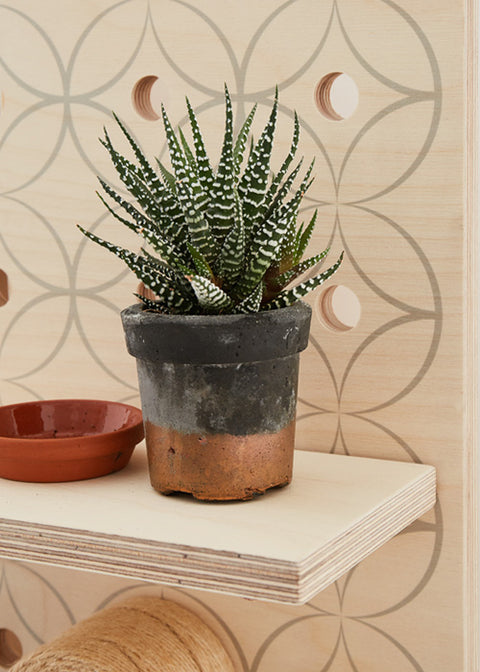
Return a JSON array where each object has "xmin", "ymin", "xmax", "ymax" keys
[{"xmin": 0, "ymin": 399, "xmax": 144, "ymax": 482}]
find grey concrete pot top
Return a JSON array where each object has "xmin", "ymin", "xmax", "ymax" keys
[{"xmin": 121, "ymin": 302, "xmax": 312, "ymax": 365}]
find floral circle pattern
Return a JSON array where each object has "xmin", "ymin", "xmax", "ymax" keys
[{"xmin": 0, "ymin": 1, "xmax": 443, "ymax": 670}]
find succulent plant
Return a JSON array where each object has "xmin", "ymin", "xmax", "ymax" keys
[{"xmin": 78, "ymin": 86, "xmax": 343, "ymax": 315}]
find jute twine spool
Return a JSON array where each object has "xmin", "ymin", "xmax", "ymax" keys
[{"xmin": 11, "ymin": 596, "xmax": 235, "ymax": 672}]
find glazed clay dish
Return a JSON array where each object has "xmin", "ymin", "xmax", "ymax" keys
[{"xmin": 0, "ymin": 399, "xmax": 144, "ymax": 482}]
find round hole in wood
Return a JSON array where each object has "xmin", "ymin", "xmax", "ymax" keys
[
  {"xmin": 0, "ymin": 629, "xmax": 22, "ymax": 668},
  {"xmin": 0, "ymin": 270, "xmax": 8, "ymax": 307},
  {"xmin": 317, "ymin": 285, "xmax": 361, "ymax": 332},
  {"xmin": 314, "ymin": 73, "xmax": 359, "ymax": 121},
  {"xmin": 132, "ymin": 76, "xmax": 162, "ymax": 121}
]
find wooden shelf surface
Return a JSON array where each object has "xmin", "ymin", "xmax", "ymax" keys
[{"xmin": 0, "ymin": 448, "xmax": 436, "ymax": 604}]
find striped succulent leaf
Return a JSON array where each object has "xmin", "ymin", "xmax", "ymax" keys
[
  {"xmin": 187, "ymin": 242, "xmax": 214, "ymax": 279},
  {"xmin": 156, "ymin": 159, "xmax": 177, "ymax": 193},
  {"xmin": 161, "ymin": 104, "xmax": 209, "ymax": 213},
  {"xmin": 233, "ymin": 204, "xmax": 291, "ymax": 300},
  {"xmin": 238, "ymin": 90, "xmax": 278, "ymax": 234},
  {"xmin": 95, "ymin": 189, "xmax": 182, "ymax": 270},
  {"xmin": 78, "ymin": 227, "xmax": 195, "ymax": 312},
  {"xmin": 263, "ymin": 111, "xmax": 300, "ymax": 213},
  {"xmin": 186, "ymin": 275, "xmax": 233, "ymax": 312},
  {"xmin": 270, "ymin": 247, "xmax": 331, "ymax": 293},
  {"xmin": 110, "ymin": 115, "xmax": 166, "ymax": 202},
  {"xmin": 186, "ymin": 97, "xmax": 215, "ymax": 193},
  {"xmin": 234, "ymin": 281, "xmax": 263, "ymax": 314},
  {"xmin": 264, "ymin": 159, "xmax": 304, "ymax": 226},
  {"xmin": 233, "ymin": 103, "xmax": 257, "ymax": 176},
  {"xmin": 175, "ymin": 179, "xmax": 218, "ymax": 264},
  {"xmin": 81, "ymin": 87, "xmax": 343, "ymax": 314},
  {"xmin": 263, "ymin": 252, "xmax": 344, "ymax": 310},
  {"xmin": 97, "ymin": 176, "xmax": 187, "ymax": 253},
  {"xmin": 208, "ymin": 85, "xmax": 236, "ymax": 240},
  {"xmin": 215, "ymin": 188, "xmax": 245, "ymax": 286},
  {"xmin": 178, "ymin": 127, "xmax": 198, "ymax": 171},
  {"xmin": 295, "ymin": 210, "xmax": 317, "ymax": 262},
  {"xmin": 134, "ymin": 293, "xmax": 168, "ymax": 312}
]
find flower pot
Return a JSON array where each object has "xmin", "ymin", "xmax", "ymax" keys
[
  {"xmin": 0, "ymin": 399, "xmax": 144, "ymax": 482},
  {"xmin": 121, "ymin": 302, "xmax": 312, "ymax": 501}
]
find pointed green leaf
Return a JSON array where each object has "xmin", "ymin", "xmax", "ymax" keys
[
  {"xmin": 296, "ymin": 209, "xmax": 318, "ymax": 261},
  {"xmin": 134, "ymin": 293, "xmax": 166, "ymax": 312},
  {"xmin": 272, "ymin": 247, "xmax": 331, "ymax": 290},
  {"xmin": 208, "ymin": 84, "xmax": 236, "ymax": 240},
  {"xmin": 264, "ymin": 158, "xmax": 303, "ymax": 224},
  {"xmin": 111, "ymin": 114, "xmax": 166, "ymax": 202},
  {"xmin": 77, "ymin": 226, "xmax": 195, "ymax": 312},
  {"xmin": 156, "ymin": 159, "xmax": 177, "ymax": 192},
  {"xmin": 96, "ymin": 180, "xmax": 183, "ymax": 262},
  {"xmin": 262, "ymin": 252, "xmax": 344, "ymax": 309},
  {"xmin": 215, "ymin": 189, "xmax": 245, "ymax": 286},
  {"xmin": 238, "ymin": 90, "xmax": 278, "ymax": 234},
  {"xmin": 99, "ymin": 142, "xmax": 188, "ymax": 250},
  {"xmin": 186, "ymin": 275, "xmax": 233, "ymax": 313},
  {"xmin": 176, "ymin": 178, "xmax": 218, "ymax": 263},
  {"xmin": 233, "ymin": 205, "xmax": 291, "ymax": 300},
  {"xmin": 234, "ymin": 282, "xmax": 263, "ymax": 314},
  {"xmin": 187, "ymin": 242, "xmax": 214, "ymax": 279},
  {"xmin": 186, "ymin": 97, "xmax": 215, "ymax": 193},
  {"xmin": 263, "ymin": 111, "xmax": 300, "ymax": 212},
  {"xmin": 161, "ymin": 103, "xmax": 209, "ymax": 213},
  {"xmin": 233, "ymin": 103, "xmax": 257, "ymax": 176},
  {"xmin": 178, "ymin": 127, "xmax": 198, "ymax": 170}
]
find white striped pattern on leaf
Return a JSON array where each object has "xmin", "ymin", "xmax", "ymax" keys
[
  {"xmin": 97, "ymin": 176, "xmax": 188, "ymax": 254},
  {"xmin": 233, "ymin": 205, "xmax": 290, "ymax": 299},
  {"xmin": 187, "ymin": 242, "xmax": 214, "ymax": 279},
  {"xmin": 96, "ymin": 189, "xmax": 182, "ymax": 269},
  {"xmin": 263, "ymin": 111, "xmax": 300, "ymax": 213},
  {"xmin": 161, "ymin": 104, "xmax": 209, "ymax": 214},
  {"xmin": 77, "ymin": 227, "xmax": 195, "ymax": 311},
  {"xmin": 234, "ymin": 282, "xmax": 263, "ymax": 314},
  {"xmin": 186, "ymin": 97, "xmax": 215, "ymax": 193},
  {"xmin": 295, "ymin": 210, "xmax": 318, "ymax": 262},
  {"xmin": 233, "ymin": 103, "xmax": 257, "ymax": 177},
  {"xmin": 110, "ymin": 115, "xmax": 166, "ymax": 203},
  {"xmin": 176, "ymin": 179, "xmax": 218, "ymax": 264},
  {"xmin": 208, "ymin": 85, "xmax": 236, "ymax": 240},
  {"xmin": 186, "ymin": 275, "xmax": 233, "ymax": 312},
  {"xmin": 263, "ymin": 252, "xmax": 344, "ymax": 309},
  {"xmin": 215, "ymin": 189, "xmax": 245, "ymax": 286},
  {"xmin": 238, "ymin": 91, "xmax": 278, "ymax": 235},
  {"xmin": 274, "ymin": 247, "xmax": 330, "ymax": 289}
]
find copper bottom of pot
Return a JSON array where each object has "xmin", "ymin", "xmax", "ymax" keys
[{"xmin": 144, "ymin": 420, "xmax": 296, "ymax": 501}]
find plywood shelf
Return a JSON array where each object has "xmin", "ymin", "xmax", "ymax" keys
[{"xmin": 0, "ymin": 448, "xmax": 436, "ymax": 605}]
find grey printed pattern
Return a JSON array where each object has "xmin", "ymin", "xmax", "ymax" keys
[{"xmin": 0, "ymin": 1, "xmax": 447, "ymax": 670}]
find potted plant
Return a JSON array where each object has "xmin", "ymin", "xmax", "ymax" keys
[{"xmin": 78, "ymin": 85, "xmax": 343, "ymax": 501}]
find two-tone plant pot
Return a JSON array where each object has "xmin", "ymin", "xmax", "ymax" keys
[{"xmin": 121, "ymin": 302, "xmax": 312, "ymax": 501}]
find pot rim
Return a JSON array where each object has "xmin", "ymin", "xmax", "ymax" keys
[
  {"xmin": 121, "ymin": 301, "xmax": 313, "ymax": 365},
  {"xmin": 0, "ymin": 398, "xmax": 144, "ymax": 448}
]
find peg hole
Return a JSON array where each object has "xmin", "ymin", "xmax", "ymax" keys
[
  {"xmin": 132, "ymin": 76, "xmax": 163, "ymax": 121},
  {"xmin": 0, "ymin": 629, "xmax": 23, "ymax": 668},
  {"xmin": 317, "ymin": 285, "xmax": 361, "ymax": 332},
  {"xmin": 0, "ymin": 270, "xmax": 8, "ymax": 306},
  {"xmin": 315, "ymin": 73, "xmax": 359, "ymax": 121}
]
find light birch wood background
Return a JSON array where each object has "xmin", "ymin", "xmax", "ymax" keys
[{"xmin": 0, "ymin": 1, "xmax": 477, "ymax": 670}]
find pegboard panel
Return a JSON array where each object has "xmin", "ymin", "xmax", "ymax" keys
[{"xmin": 0, "ymin": 1, "xmax": 477, "ymax": 670}]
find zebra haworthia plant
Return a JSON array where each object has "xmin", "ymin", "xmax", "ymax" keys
[{"xmin": 78, "ymin": 86, "xmax": 343, "ymax": 315}]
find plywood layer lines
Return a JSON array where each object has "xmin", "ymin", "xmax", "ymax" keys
[{"xmin": 0, "ymin": 449, "xmax": 436, "ymax": 604}]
